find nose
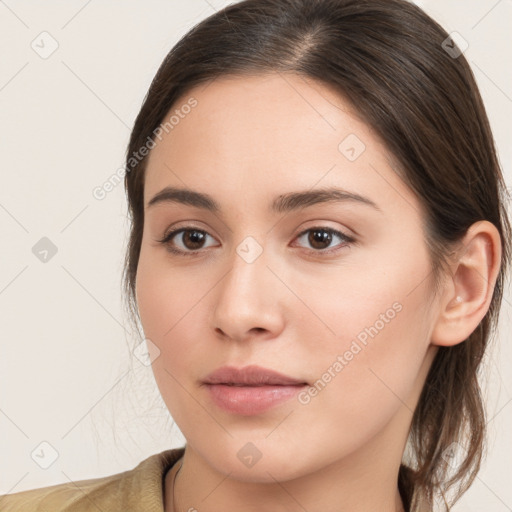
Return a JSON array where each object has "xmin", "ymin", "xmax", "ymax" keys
[{"xmin": 211, "ymin": 241, "xmax": 286, "ymax": 343}]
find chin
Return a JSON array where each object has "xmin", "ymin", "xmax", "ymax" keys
[{"xmin": 191, "ymin": 436, "xmax": 334, "ymax": 484}]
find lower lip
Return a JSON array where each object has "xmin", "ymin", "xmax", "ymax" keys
[{"xmin": 205, "ymin": 383, "xmax": 306, "ymax": 415}]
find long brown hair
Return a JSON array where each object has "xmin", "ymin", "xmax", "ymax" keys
[{"xmin": 122, "ymin": 0, "xmax": 511, "ymax": 509}]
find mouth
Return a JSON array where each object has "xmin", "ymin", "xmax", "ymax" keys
[{"xmin": 202, "ymin": 365, "xmax": 308, "ymax": 415}]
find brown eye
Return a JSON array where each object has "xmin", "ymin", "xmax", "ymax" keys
[
  {"xmin": 295, "ymin": 227, "xmax": 354, "ymax": 254},
  {"xmin": 178, "ymin": 229, "xmax": 208, "ymax": 250},
  {"xmin": 159, "ymin": 228, "xmax": 218, "ymax": 255},
  {"xmin": 307, "ymin": 229, "xmax": 333, "ymax": 250}
]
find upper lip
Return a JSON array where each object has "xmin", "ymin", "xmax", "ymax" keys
[{"xmin": 203, "ymin": 365, "xmax": 307, "ymax": 386}]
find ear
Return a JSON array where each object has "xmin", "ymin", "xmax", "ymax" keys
[{"xmin": 431, "ymin": 220, "xmax": 502, "ymax": 347}]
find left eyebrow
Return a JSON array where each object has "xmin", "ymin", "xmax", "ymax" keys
[
  {"xmin": 146, "ymin": 186, "xmax": 381, "ymax": 213},
  {"xmin": 272, "ymin": 187, "xmax": 381, "ymax": 213}
]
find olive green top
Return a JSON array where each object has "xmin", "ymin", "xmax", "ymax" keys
[{"xmin": 0, "ymin": 448, "xmax": 185, "ymax": 512}]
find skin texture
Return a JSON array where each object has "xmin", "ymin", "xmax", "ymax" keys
[{"xmin": 135, "ymin": 73, "xmax": 502, "ymax": 512}]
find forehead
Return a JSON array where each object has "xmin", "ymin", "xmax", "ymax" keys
[
  {"xmin": 143, "ymin": 73, "xmax": 418, "ymax": 216},
  {"xmin": 148, "ymin": 72, "xmax": 372, "ymax": 163}
]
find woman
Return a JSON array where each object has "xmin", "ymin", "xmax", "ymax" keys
[{"xmin": 1, "ymin": 0, "xmax": 509, "ymax": 511}]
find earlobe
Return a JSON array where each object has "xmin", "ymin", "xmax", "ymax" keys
[{"xmin": 431, "ymin": 220, "xmax": 502, "ymax": 347}]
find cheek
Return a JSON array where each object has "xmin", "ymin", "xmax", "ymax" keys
[
  {"xmin": 135, "ymin": 246, "xmax": 210, "ymax": 408},
  {"xmin": 136, "ymin": 244, "xmax": 205, "ymax": 344},
  {"xmin": 290, "ymin": 241, "xmax": 435, "ymax": 427}
]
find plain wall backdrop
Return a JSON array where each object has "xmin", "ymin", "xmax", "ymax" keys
[{"xmin": 0, "ymin": 1, "xmax": 511, "ymax": 510}]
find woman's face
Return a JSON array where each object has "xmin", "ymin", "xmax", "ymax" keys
[{"xmin": 136, "ymin": 73, "xmax": 441, "ymax": 481}]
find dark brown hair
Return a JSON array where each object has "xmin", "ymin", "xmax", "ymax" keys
[{"xmin": 122, "ymin": 0, "xmax": 511, "ymax": 509}]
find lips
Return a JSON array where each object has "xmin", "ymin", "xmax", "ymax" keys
[
  {"xmin": 202, "ymin": 365, "xmax": 308, "ymax": 415},
  {"xmin": 202, "ymin": 365, "xmax": 307, "ymax": 386}
]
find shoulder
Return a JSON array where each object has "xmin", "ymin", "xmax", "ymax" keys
[{"xmin": 0, "ymin": 448, "xmax": 184, "ymax": 512}]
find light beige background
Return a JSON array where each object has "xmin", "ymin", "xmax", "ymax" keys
[{"xmin": 0, "ymin": 1, "xmax": 510, "ymax": 510}]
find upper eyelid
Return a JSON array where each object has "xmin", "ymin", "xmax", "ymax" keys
[
  {"xmin": 162, "ymin": 224, "xmax": 215, "ymax": 241},
  {"xmin": 162, "ymin": 218, "xmax": 354, "ymax": 237},
  {"xmin": 162, "ymin": 224, "xmax": 351, "ymax": 239}
]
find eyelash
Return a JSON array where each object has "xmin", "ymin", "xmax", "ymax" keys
[{"xmin": 156, "ymin": 225, "xmax": 356, "ymax": 257}]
